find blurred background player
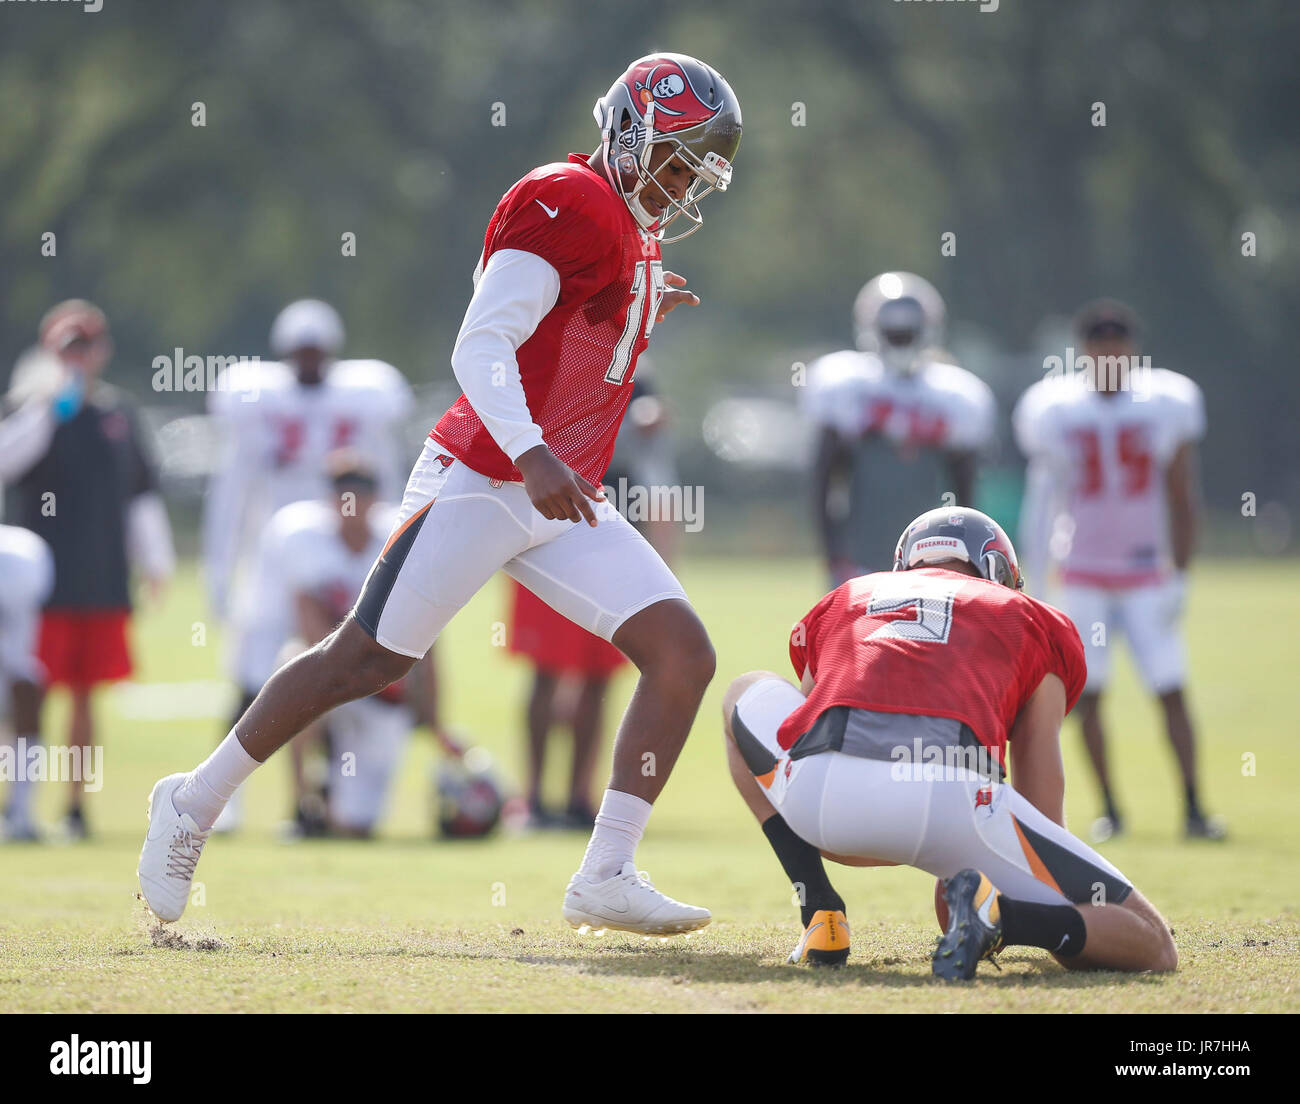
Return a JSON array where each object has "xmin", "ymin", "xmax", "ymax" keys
[
  {"xmin": 202, "ymin": 299, "xmax": 415, "ymax": 827},
  {"xmin": 219, "ymin": 450, "xmax": 462, "ymax": 836},
  {"xmin": 804, "ymin": 272, "xmax": 996, "ymax": 585},
  {"xmin": 507, "ymin": 368, "xmax": 679, "ymax": 829},
  {"xmin": 0, "ymin": 525, "xmax": 54, "ymax": 841},
  {"xmin": 0, "ymin": 301, "xmax": 174, "ymax": 839},
  {"xmin": 1013, "ymin": 300, "xmax": 1223, "ymax": 842},
  {"xmin": 202, "ymin": 298, "xmax": 414, "ymax": 621},
  {"xmin": 722, "ymin": 508, "xmax": 1177, "ymax": 979}
]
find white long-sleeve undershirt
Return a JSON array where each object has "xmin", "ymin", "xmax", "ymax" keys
[{"xmin": 449, "ymin": 248, "xmax": 561, "ymax": 462}]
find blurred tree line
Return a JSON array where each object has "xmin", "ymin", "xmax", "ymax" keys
[{"xmin": 2, "ymin": 0, "xmax": 1298, "ymax": 551}]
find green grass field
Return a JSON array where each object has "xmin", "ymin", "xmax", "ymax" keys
[{"xmin": 2, "ymin": 557, "xmax": 1297, "ymax": 1013}]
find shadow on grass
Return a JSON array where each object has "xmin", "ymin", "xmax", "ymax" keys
[{"xmin": 434, "ymin": 943, "xmax": 1172, "ymax": 991}]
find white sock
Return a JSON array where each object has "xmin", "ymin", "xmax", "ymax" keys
[
  {"xmin": 578, "ymin": 789, "xmax": 653, "ymax": 881},
  {"xmin": 173, "ymin": 732, "xmax": 260, "ymax": 831}
]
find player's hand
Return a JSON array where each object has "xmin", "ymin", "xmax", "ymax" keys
[
  {"xmin": 515, "ymin": 444, "xmax": 605, "ymax": 526},
  {"xmin": 656, "ymin": 270, "xmax": 699, "ymax": 323}
]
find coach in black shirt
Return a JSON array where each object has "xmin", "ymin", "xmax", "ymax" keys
[{"xmin": 0, "ymin": 300, "xmax": 174, "ymax": 839}]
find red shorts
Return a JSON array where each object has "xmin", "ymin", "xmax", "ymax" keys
[
  {"xmin": 38, "ymin": 609, "xmax": 133, "ymax": 689},
  {"xmin": 507, "ymin": 582, "xmax": 628, "ymax": 678}
]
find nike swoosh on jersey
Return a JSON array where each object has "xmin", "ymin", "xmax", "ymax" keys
[{"xmin": 534, "ymin": 200, "xmax": 559, "ymax": 218}]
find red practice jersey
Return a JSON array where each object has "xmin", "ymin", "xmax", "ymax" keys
[
  {"xmin": 432, "ymin": 154, "xmax": 665, "ymax": 486},
  {"xmin": 780, "ymin": 567, "xmax": 1086, "ymax": 768}
]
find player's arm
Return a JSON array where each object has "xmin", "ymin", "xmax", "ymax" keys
[
  {"xmin": 1007, "ymin": 672, "xmax": 1068, "ymax": 827},
  {"xmin": 450, "ymin": 248, "xmax": 605, "ymax": 526},
  {"xmin": 0, "ymin": 399, "xmax": 58, "ymax": 485},
  {"xmin": 1166, "ymin": 440, "xmax": 1199, "ymax": 571},
  {"xmin": 201, "ymin": 400, "xmax": 258, "ymax": 618},
  {"xmin": 1011, "ymin": 385, "xmax": 1061, "ymax": 596},
  {"xmin": 124, "ymin": 407, "xmax": 175, "ymax": 601},
  {"xmin": 811, "ymin": 425, "xmax": 853, "ymax": 572}
]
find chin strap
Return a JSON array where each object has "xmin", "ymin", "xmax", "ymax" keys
[{"xmin": 599, "ymin": 104, "xmax": 663, "ymax": 235}]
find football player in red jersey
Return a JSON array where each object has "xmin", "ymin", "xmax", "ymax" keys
[
  {"xmin": 722, "ymin": 508, "xmax": 1177, "ymax": 979},
  {"xmin": 139, "ymin": 54, "xmax": 741, "ymax": 935}
]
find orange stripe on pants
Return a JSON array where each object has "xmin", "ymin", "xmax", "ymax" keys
[
  {"xmin": 1011, "ymin": 814, "xmax": 1064, "ymax": 896},
  {"xmin": 382, "ymin": 499, "xmax": 434, "ymax": 557}
]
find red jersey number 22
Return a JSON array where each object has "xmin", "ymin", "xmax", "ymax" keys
[{"xmin": 605, "ymin": 260, "xmax": 665, "ymax": 385}]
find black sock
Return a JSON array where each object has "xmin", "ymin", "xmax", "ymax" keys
[
  {"xmin": 1103, "ymin": 792, "xmax": 1121, "ymax": 823},
  {"xmin": 761, "ymin": 814, "xmax": 845, "ymax": 928},
  {"xmin": 1184, "ymin": 782, "xmax": 1203, "ymax": 820},
  {"xmin": 998, "ymin": 895, "xmax": 1087, "ymax": 957}
]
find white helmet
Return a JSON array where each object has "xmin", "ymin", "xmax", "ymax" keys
[
  {"xmin": 270, "ymin": 299, "xmax": 345, "ymax": 358},
  {"xmin": 853, "ymin": 272, "xmax": 946, "ymax": 375}
]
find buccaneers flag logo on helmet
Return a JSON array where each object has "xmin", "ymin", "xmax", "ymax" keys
[{"xmin": 626, "ymin": 59, "xmax": 722, "ymax": 128}]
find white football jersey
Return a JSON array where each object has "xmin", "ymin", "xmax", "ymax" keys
[
  {"xmin": 203, "ymin": 358, "xmax": 414, "ymax": 614},
  {"xmin": 802, "ymin": 350, "xmax": 996, "ymax": 570},
  {"xmin": 1013, "ymin": 368, "xmax": 1205, "ymax": 585},
  {"xmin": 228, "ymin": 499, "xmax": 397, "ymax": 691},
  {"xmin": 803, "ymin": 350, "xmax": 996, "ymax": 452}
]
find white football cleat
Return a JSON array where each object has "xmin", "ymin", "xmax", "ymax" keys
[
  {"xmin": 562, "ymin": 862, "xmax": 710, "ymax": 936},
  {"xmin": 137, "ymin": 773, "xmax": 209, "ymax": 923}
]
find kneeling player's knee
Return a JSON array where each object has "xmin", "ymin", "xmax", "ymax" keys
[
  {"xmin": 1150, "ymin": 926, "xmax": 1178, "ymax": 973},
  {"xmin": 721, "ymin": 670, "xmax": 784, "ymax": 729}
]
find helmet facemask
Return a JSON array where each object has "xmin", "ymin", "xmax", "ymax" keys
[
  {"xmin": 599, "ymin": 102, "xmax": 733, "ymax": 244},
  {"xmin": 875, "ymin": 295, "xmax": 927, "ymax": 376}
]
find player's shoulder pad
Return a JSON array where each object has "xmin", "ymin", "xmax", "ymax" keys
[
  {"xmin": 803, "ymin": 349, "xmax": 876, "ymax": 419},
  {"xmin": 1014, "ymin": 372, "xmax": 1083, "ymax": 424},
  {"xmin": 1025, "ymin": 592, "xmax": 1087, "ymax": 698},
  {"xmin": 513, "ymin": 161, "xmax": 622, "ymax": 225},
  {"xmin": 1143, "ymin": 367, "xmax": 1202, "ymax": 406},
  {"xmin": 209, "ymin": 359, "xmax": 294, "ymax": 414},
  {"xmin": 267, "ymin": 498, "xmax": 336, "ymax": 543},
  {"xmin": 922, "ymin": 359, "xmax": 996, "ymax": 413},
  {"xmin": 327, "ymin": 358, "xmax": 410, "ymax": 393},
  {"xmin": 325, "ymin": 359, "xmax": 413, "ymax": 421},
  {"xmin": 490, "ymin": 161, "xmax": 626, "ymax": 277}
]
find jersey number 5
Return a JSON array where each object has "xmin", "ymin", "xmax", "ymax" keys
[
  {"xmin": 864, "ymin": 574, "xmax": 964, "ymax": 644},
  {"xmin": 605, "ymin": 260, "xmax": 665, "ymax": 384}
]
